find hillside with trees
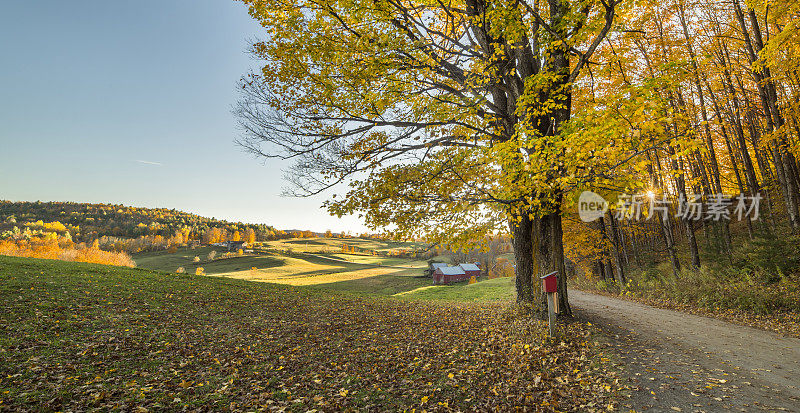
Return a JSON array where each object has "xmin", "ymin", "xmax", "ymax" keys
[{"xmin": 0, "ymin": 201, "xmax": 310, "ymax": 253}]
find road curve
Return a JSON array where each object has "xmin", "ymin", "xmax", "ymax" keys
[{"xmin": 570, "ymin": 289, "xmax": 800, "ymax": 412}]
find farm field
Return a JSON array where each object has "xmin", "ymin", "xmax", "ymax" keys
[
  {"xmin": 132, "ymin": 237, "xmax": 489, "ymax": 299},
  {"xmin": 263, "ymin": 237, "xmax": 428, "ymax": 255},
  {"xmin": 0, "ymin": 255, "xmax": 621, "ymax": 411}
]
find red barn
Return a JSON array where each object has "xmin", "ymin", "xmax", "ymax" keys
[
  {"xmin": 458, "ymin": 263, "xmax": 481, "ymax": 278},
  {"xmin": 433, "ymin": 266, "xmax": 468, "ymax": 285},
  {"xmin": 428, "ymin": 262, "xmax": 448, "ymax": 278}
]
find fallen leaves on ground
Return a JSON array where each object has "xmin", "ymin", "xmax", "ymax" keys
[{"xmin": 0, "ymin": 256, "xmax": 622, "ymax": 411}]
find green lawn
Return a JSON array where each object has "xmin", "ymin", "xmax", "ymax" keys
[
  {"xmin": 0, "ymin": 255, "xmax": 621, "ymax": 411},
  {"xmin": 396, "ymin": 276, "xmax": 517, "ymax": 302},
  {"xmin": 309, "ymin": 273, "xmax": 432, "ymax": 296}
]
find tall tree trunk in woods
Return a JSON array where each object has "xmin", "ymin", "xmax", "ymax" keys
[
  {"xmin": 627, "ymin": 220, "xmax": 641, "ymax": 266},
  {"xmin": 525, "ymin": 0, "xmax": 596, "ymax": 317},
  {"xmin": 704, "ymin": 78, "xmax": 753, "ymax": 241},
  {"xmin": 675, "ymin": 155, "xmax": 701, "ymax": 269},
  {"xmin": 606, "ymin": 213, "xmax": 627, "ymax": 285},
  {"xmin": 618, "ymin": 219, "xmax": 630, "ymax": 266},
  {"xmin": 594, "ymin": 220, "xmax": 608, "ymax": 280},
  {"xmin": 688, "ymin": 156, "xmax": 712, "ymax": 250},
  {"xmin": 720, "ymin": 47, "xmax": 763, "ymax": 200},
  {"xmin": 595, "ymin": 261, "xmax": 606, "ymax": 281},
  {"xmin": 648, "ymin": 152, "xmax": 681, "ymax": 276},
  {"xmin": 598, "ymin": 217, "xmax": 615, "ymax": 282},
  {"xmin": 711, "ymin": 83, "xmax": 755, "ymax": 239},
  {"xmin": 664, "ymin": 103, "xmax": 701, "ymax": 269}
]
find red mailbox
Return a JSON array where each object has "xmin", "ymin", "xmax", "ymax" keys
[{"xmin": 541, "ymin": 271, "xmax": 558, "ymax": 293}]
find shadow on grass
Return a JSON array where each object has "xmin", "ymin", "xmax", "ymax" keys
[
  {"xmin": 187, "ymin": 255, "xmax": 286, "ymax": 275},
  {"xmin": 284, "ymin": 239, "xmax": 327, "ymax": 245},
  {"xmin": 306, "ymin": 274, "xmax": 432, "ymax": 296}
]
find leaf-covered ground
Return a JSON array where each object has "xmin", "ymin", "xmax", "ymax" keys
[{"xmin": 0, "ymin": 255, "xmax": 622, "ymax": 411}]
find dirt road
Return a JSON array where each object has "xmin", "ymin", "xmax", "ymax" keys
[{"xmin": 570, "ymin": 290, "xmax": 800, "ymax": 412}]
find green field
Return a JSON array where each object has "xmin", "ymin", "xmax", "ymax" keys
[
  {"xmin": 131, "ymin": 238, "xmax": 510, "ymax": 301},
  {"xmin": 261, "ymin": 237, "xmax": 427, "ymax": 255},
  {"xmin": 0, "ymin": 255, "xmax": 621, "ymax": 411},
  {"xmin": 133, "ymin": 246, "xmax": 285, "ymax": 274},
  {"xmin": 396, "ymin": 276, "xmax": 517, "ymax": 302}
]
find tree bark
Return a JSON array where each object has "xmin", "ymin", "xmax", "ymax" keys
[
  {"xmin": 598, "ymin": 217, "xmax": 615, "ymax": 282},
  {"xmin": 533, "ymin": 210, "xmax": 571, "ymax": 316},
  {"xmin": 606, "ymin": 213, "xmax": 627, "ymax": 285},
  {"xmin": 511, "ymin": 213, "xmax": 534, "ymax": 305}
]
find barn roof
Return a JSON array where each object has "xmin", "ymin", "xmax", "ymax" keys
[
  {"xmin": 437, "ymin": 266, "xmax": 466, "ymax": 275},
  {"xmin": 459, "ymin": 263, "xmax": 480, "ymax": 272},
  {"xmin": 430, "ymin": 262, "xmax": 448, "ymax": 270}
]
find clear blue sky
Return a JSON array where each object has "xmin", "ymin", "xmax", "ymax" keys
[{"xmin": 0, "ymin": 0, "xmax": 366, "ymax": 233}]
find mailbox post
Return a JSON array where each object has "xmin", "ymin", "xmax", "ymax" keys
[{"xmin": 540, "ymin": 271, "xmax": 558, "ymax": 337}]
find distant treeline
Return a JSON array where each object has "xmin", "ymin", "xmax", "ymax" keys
[{"xmin": 0, "ymin": 201, "xmax": 320, "ymax": 253}]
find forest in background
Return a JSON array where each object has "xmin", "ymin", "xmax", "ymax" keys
[
  {"xmin": 0, "ymin": 201, "xmax": 344, "ymax": 266},
  {"xmin": 547, "ymin": 0, "xmax": 800, "ymax": 323}
]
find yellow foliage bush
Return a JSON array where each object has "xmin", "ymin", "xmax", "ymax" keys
[
  {"xmin": 0, "ymin": 236, "xmax": 134, "ymax": 267},
  {"xmin": 490, "ymin": 257, "xmax": 514, "ymax": 278}
]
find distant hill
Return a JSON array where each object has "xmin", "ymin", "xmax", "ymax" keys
[{"xmin": 0, "ymin": 200, "xmax": 287, "ymax": 243}]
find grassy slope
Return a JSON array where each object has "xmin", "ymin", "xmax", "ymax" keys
[
  {"xmin": 317, "ymin": 252, "xmax": 427, "ymax": 267},
  {"xmin": 395, "ymin": 277, "xmax": 516, "ymax": 302},
  {"xmin": 0, "ymin": 255, "xmax": 620, "ymax": 411},
  {"xmin": 263, "ymin": 237, "xmax": 426, "ymax": 255},
  {"xmin": 133, "ymin": 246, "xmax": 284, "ymax": 274},
  {"xmin": 134, "ymin": 245, "xmax": 433, "ymax": 295}
]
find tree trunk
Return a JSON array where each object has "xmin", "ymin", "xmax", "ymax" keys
[
  {"xmin": 598, "ymin": 217, "xmax": 615, "ymax": 282},
  {"xmin": 606, "ymin": 213, "xmax": 627, "ymax": 285},
  {"xmin": 533, "ymin": 210, "xmax": 571, "ymax": 317},
  {"xmin": 648, "ymin": 151, "xmax": 681, "ymax": 276},
  {"xmin": 511, "ymin": 213, "xmax": 534, "ymax": 305}
]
